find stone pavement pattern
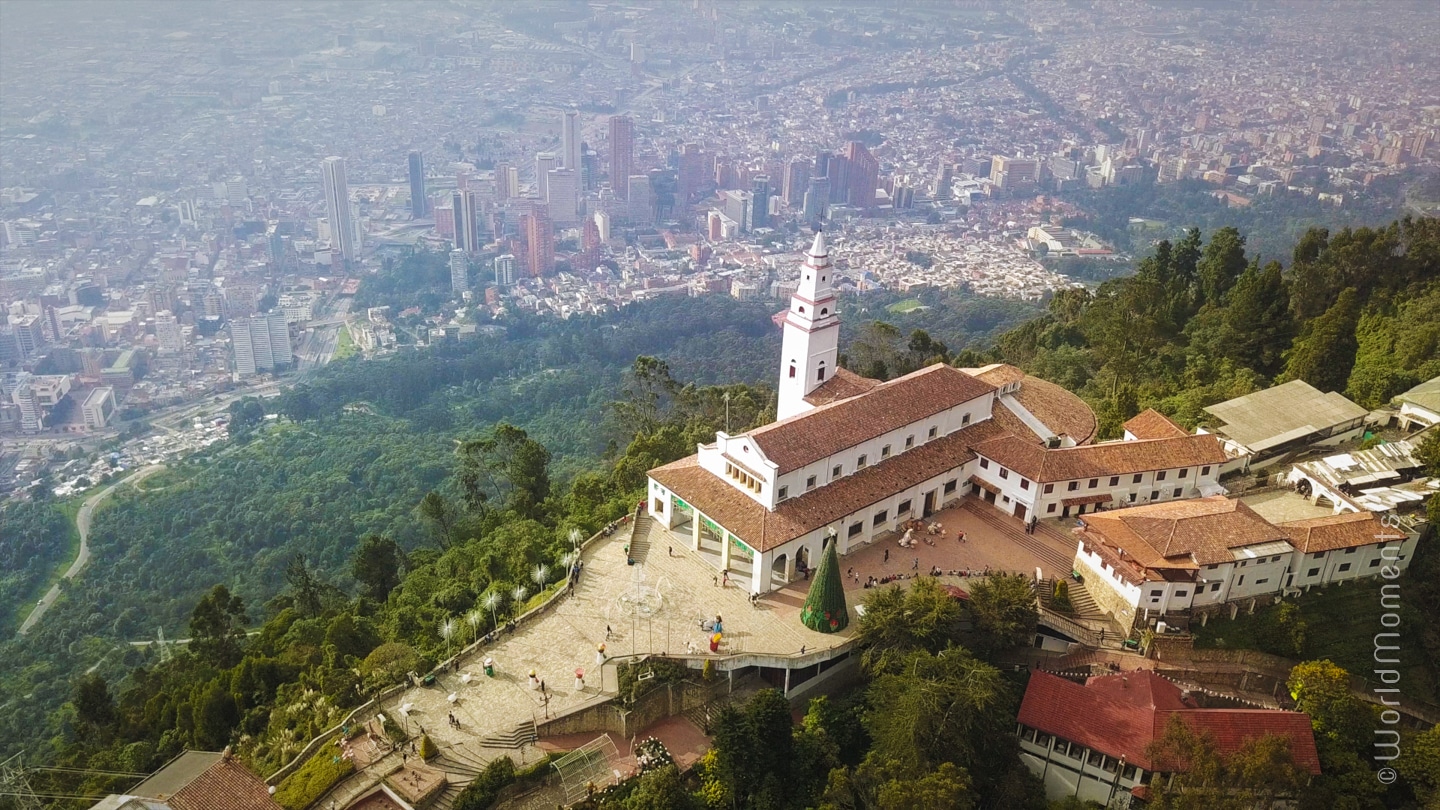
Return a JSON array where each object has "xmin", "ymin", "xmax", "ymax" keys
[{"xmin": 386, "ymin": 518, "xmax": 857, "ymax": 756}]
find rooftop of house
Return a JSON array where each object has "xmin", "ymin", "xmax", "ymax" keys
[
  {"xmin": 1203, "ymin": 379, "xmax": 1368, "ymax": 452},
  {"xmin": 745, "ymin": 363, "xmax": 997, "ymax": 474},
  {"xmin": 1395, "ymin": 374, "xmax": 1440, "ymax": 414},
  {"xmin": 1018, "ymin": 670, "xmax": 1321, "ymax": 774},
  {"xmin": 1079, "ymin": 496, "xmax": 1288, "ymax": 569}
]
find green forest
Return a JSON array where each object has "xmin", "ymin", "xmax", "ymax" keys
[
  {"xmin": 0, "ymin": 500, "xmax": 72, "ymax": 632},
  {"xmin": 4, "ymin": 216, "xmax": 1439, "ymax": 808}
]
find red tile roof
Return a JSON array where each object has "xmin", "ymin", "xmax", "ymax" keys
[
  {"xmin": 1124, "ymin": 409, "xmax": 1190, "ymax": 440},
  {"xmin": 803, "ymin": 367, "xmax": 880, "ymax": 407},
  {"xmin": 1019, "ymin": 671, "xmax": 1320, "ymax": 774},
  {"xmin": 975, "ymin": 432, "xmax": 1227, "ymax": 484},
  {"xmin": 966, "ymin": 365, "xmax": 1099, "ymax": 445},
  {"xmin": 747, "ymin": 365, "xmax": 996, "ymax": 473},
  {"xmin": 167, "ymin": 756, "xmax": 283, "ymax": 810},
  {"xmin": 652, "ymin": 421, "xmax": 1002, "ymax": 552},
  {"xmin": 1278, "ymin": 511, "xmax": 1406, "ymax": 553},
  {"xmin": 1080, "ymin": 497, "xmax": 1288, "ymax": 568}
]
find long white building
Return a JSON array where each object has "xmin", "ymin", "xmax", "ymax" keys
[{"xmin": 646, "ymin": 233, "xmax": 1232, "ymax": 594}]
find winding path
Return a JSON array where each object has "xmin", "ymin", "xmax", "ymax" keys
[{"xmin": 17, "ymin": 464, "xmax": 166, "ymax": 636}]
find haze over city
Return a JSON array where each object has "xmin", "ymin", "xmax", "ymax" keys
[{"xmin": 1, "ymin": 2, "xmax": 1439, "ymax": 809}]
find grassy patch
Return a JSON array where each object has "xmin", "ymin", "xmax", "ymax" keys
[
  {"xmin": 273, "ymin": 751, "xmax": 355, "ymax": 810},
  {"xmin": 885, "ymin": 298, "xmax": 925, "ymax": 314},
  {"xmin": 334, "ymin": 324, "xmax": 358, "ymax": 361},
  {"xmin": 1194, "ymin": 578, "xmax": 1436, "ymax": 703}
]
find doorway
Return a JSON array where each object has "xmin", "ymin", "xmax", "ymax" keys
[
  {"xmin": 1014, "ymin": 503, "xmax": 1027, "ymax": 521},
  {"xmin": 923, "ymin": 490, "xmax": 936, "ymax": 517}
]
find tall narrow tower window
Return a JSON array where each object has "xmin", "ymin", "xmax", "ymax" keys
[
  {"xmin": 789, "ymin": 364, "xmax": 796, "ymax": 378},
  {"xmin": 817, "ymin": 364, "xmax": 827, "ymax": 381}
]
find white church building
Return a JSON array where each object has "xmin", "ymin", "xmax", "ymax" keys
[{"xmin": 647, "ymin": 232, "xmax": 1231, "ymax": 594}]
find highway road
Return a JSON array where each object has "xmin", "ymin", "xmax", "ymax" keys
[{"xmin": 18, "ymin": 464, "xmax": 167, "ymax": 636}]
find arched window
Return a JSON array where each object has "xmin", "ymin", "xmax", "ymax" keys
[
  {"xmin": 788, "ymin": 364, "xmax": 796, "ymax": 378},
  {"xmin": 798, "ymin": 305, "xmax": 806, "ymax": 314},
  {"xmin": 821, "ymin": 308, "xmax": 828, "ymax": 316},
  {"xmin": 821, "ymin": 275, "xmax": 826, "ymax": 281},
  {"xmin": 817, "ymin": 363, "xmax": 827, "ymax": 382}
]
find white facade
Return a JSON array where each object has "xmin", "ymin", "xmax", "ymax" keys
[
  {"xmin": 561, "ymin": 110, "xmax": 581, "ymax": 172},
  {"xmin": 776, "ymin": 232, "xmax": 841, "ymax": 421},
  {"xmin": 82, "ymin": 386, "xmax": 116, "ymax": 430},
  {"xmin": 547, "ymin": 168, "xmax": 580, "ymax": 225},
  {"xmin": 450, "ymin": 250, "xmax": 469, "ymax": 294},
  {"xmin": 1017, "ymin": 728, "xmax": 1144, "ymax": 808}
]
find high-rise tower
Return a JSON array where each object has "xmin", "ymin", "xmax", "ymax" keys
[
  {"xmin": 321, "ymin": 157, "xmax": 355, "ymax": 263},
  {"xmin": 609, "ymin": 115, "xmax": 634, "ymax": 198},
  {"xmin": 561, "ymin": 110, "xmax": 581, "ymax": 172},
  {"xmin": 777, "ymin": 232, "xmax": 840, "ymax": 421},
  {"xmin": 407, "ymin": 151, "xmax": 427, "ymax": 218}
]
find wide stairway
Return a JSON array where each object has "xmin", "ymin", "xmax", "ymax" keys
[
  {"xmin": 429, "ymin": 745, "xmax": 490, "ymax": 810},
  {"xmin": 959, "ymin": 499, "xmax": 1073, "ymax": 576},
  {"xmin": 476, "ymin": 719, "xmax": 537, "ymax": 750},
  {"xmin": 1037, "ymin": 576, "xmax": 1127, "ymax": 644}
]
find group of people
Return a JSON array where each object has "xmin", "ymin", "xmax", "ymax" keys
[
  {"xmin": 446, "ymin": 711, "xmax": 462, "ymax": 729},
  {"xmin": 856, "ymin": 565, "xmax": 998, "ymax": 589}
]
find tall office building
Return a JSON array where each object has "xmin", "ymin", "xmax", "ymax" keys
[
  {"xmin": 627, "ymin": 175, "xmax": 653, "ymax": 224},
  {"xmin": 990, "ymin": 155, "xmax": 1039, "ymax": 189},
  {"xmin": 450, "ymin": 249, "xmax": 469, "ymax": 295},
  {"xmin": 593, "ymin": 210, "xmax": 611, "ymax": 241},
  {"xmin": 321, "ymin": 157, "xmax": 355, "ymax": 263},
  {"xmin": 722, "ymin": 190, "xmax": 753, "ymax": 232},
  {"xmin": 494, "ymin": 253, "xmax": 517, "ymax": 286},
  {"xmin": 546, "ymin": 168, "xmax": 580, "ymax": 225},
  {"xmin": 453, "ymin": 190, "xmax": 485, "ymax": 253},
  {"xmin": 494, "ymin": 162, "xmax": 517, "ymax": 199},
  {"xmin": 609, "ymin": 116, "xmax": 634, "ymax": 198},
  {"xmin": 827, "ymin": 154, "xmax": 850, "ymax": 204},
  {"xmin": 561, "ymin": 109, "xmax": 581, "ymax": 172},
  {"xmin": 845, "ymin": 141, "xmax": 879, "ymax": 211},
  {"xmin": 677, "ymin": 143, "xmax": 705, "ymax": 208},
  {"xmin": 750, "ymin": 175, "xmax": 770, "ymax": 229},
  {"xmin": 803, "ymin": 176, "xmax": 830, "ymax": 222},
  {"xmin": 155, "ymin": 310, "xmax": 184, "ymax": 353},
  {"xmin": 408, "ymin": 151, "xmax": 427, "ymax": 218},
  {"xmin": 535, "ymin": 153, "xmax": 558, "ymax": 199},
  {"xmin": 231, "ymin": 312, "xmax": 293, "ymax": 377},
  {"xmin": 783, "ymin": 158, "xmax": 811, "ymax": 207},
  {"xmin": 522, "ymin": 208, "xmax": 555, "ymax": 277}
]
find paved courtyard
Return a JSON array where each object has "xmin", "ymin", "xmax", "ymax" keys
[{"xmin": 378, "ymin": 516, "xmax": 857, "ymax": 757}]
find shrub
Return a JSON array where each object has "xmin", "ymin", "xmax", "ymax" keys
[
  {"xmin": 273, "ymin": 751, "xmax": 356, "ymax": 810},
  {"xmin": 1051, "ymin": 580, "xmax": 1073, "ymax": 613},
  {"xmin": 419, "ymin": 732, "xmax": 438, "ymax": 760},
  {"xmin": 451, "ymin": 755, "xmax": 516, "ymax": 810}
]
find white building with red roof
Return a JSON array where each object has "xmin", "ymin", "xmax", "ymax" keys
[
  {"xmin": 645, "ymin": 237, "xmax": 1232, "ymax": 595},
  {"xmin": 1017, "ymin": 670, "xmax": 1320, "ymax": 806}
]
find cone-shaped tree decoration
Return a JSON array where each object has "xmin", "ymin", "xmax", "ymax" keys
[{"xmin": 800, "ymin": 540, "xmax": 849, "ymax": 633}]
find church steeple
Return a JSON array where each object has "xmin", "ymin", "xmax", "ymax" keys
[{"xmin": 777, "ymin": 231, "xmax": 841, "ymax": 421}]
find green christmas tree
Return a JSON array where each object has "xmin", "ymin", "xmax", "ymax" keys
[{"xmin": 800, "ymin": 541, "xmax": 849, "ymax": 633}]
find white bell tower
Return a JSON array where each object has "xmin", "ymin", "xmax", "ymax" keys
[{"xmin": 777, "ymin": 231, "xmax": 840, "ymax": 421}]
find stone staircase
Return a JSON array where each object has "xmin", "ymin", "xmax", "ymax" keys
[
  {"xmin": 682, "ymin": 696, "xmax": 731, "ymax": 734},
  {"xmin": 428, "ymin": 746, "xmax": 490, "ymax": 810},
  {"xmin": 960, "ymin": 500, "xmax": 1073, "ymax": 575},
  {"xmin": 476, "ymin": 719, "xmax": 537, "ymax": 749},
  {"xmin": 628, "ymin": 514, "xmax": 653, "ymax": 564},
  {"xmin": 1037, "ymin": 577, "xmax": 1127, "ymax": 645}
]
